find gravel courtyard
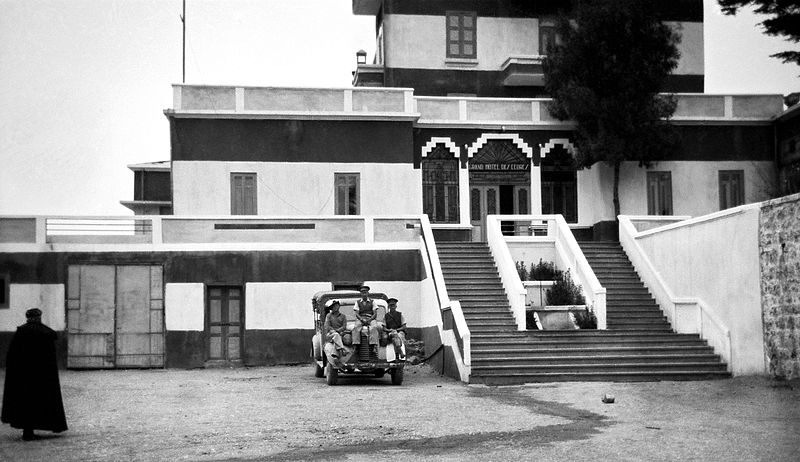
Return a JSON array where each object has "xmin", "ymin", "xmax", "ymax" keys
[{"xmin": 1, "ymin": 364, "xmax": 798, "ymax": 461}]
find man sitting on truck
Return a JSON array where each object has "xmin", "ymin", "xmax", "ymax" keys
[
  {"xmin": 383, "ymin": 298, "xmax": 406, "ymax": 360},
  {"xmin": 323, "ymin": 300, "xmax": 348, "ymax": 357},
  {"xmin": 351, "ymin": 285, "xmax": 380, "ymax": 354}
]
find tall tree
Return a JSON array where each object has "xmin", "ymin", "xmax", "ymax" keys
[
  {"xmin": 543, "ymin": 0, "xmax": 681, "ymax": 219},
  {"xmin": 718, "ymin": 1, "xmax": 800, "ymax": 66}
]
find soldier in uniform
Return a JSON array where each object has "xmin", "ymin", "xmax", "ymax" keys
[
  {"xmin": 323, "ymin": 300, "xmax": 348, "ymax": 357},
  {"xmin": 351, "ymin": 285, "xmax": 380, "ymax": 354},
  {"xmin": 383, "ymin": 298, "xmax": 407, "ymax": 360}
]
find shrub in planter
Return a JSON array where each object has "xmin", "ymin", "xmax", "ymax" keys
[
  {"xmin": 545, "ymin": 269, "xmax": 586, "ymax": 306},
  {"xmin": 515, "ymin": 261, "xmax": 528, "ymax": 281},
  {"xmin": 573, "ymin": 305, "xmax": 597, "ymax": 329},
  {"xmin": 529, "ymin": 259, "xmax": 561, "ymax": 281}
]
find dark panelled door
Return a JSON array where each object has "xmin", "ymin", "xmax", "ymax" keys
[{"xmin": 207, "ymin": 287, "xmax": 243, "ymax": 364}]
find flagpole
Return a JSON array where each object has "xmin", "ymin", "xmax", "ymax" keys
[{"xmin": 181, "ymin": 0, "xmax": 186, "ymax": 83}]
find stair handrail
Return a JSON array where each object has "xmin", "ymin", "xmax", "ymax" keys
[
  {"xmin": 552, "ymin": 215, "xmax": 607, "ymax": 329},
  {"xmin": 618, "ymin": 215, "xmax": 732, "ymax": 369},
  {"xmin": 486, "ymin": 214, "xmax": 527, "ymax": 330},
  {"xmin": 419, "ymin": 215, "xmax": 471, "ymax": 374}
]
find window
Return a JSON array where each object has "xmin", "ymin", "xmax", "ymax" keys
[
  {"xmin": 719, "ymin": 170, "xmax": 745, "ymax": 210},
  {"xmin": 422, "ymin": 147, "xmax": 460, "ymax": 223},
  {"xmin": 542, "ymin": 170, "xmax": 577, "ymax": 223},
  {"xmin": 335, "ymin": 173, "xmax": 360, "ymax": 215},
  {"xmin": 647, "ymin": 171, "xmax": 673, "ymax": 215},
  {"xmin": 0, "ymin": 272, "xmax": 9, "ymax": 309},
  {"xmin": 446, "ymin": 11, "xmax": 477, "ymax": 59},
  {"xmin": 231, "ymin": 173, "xmax": 257, "ymax": 215},
  {"xmin": 539, "ymin": 25, "xmax": 556, "ymax": 55}
]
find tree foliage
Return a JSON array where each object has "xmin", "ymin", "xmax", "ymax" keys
[
  {"xmin": 543, "ymin": 0, "xmax": 681, "ymax": 218},
  {"xmin": 719, "ymin": 0, "xmax": 800, "ymax": 66}
]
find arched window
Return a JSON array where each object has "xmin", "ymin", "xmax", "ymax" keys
[{"xmin": 422, "ymin": 146, "xmax": 460, "ymax": 223}]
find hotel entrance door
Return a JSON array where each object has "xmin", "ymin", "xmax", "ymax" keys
[{"xmin": 470, "ymin": 185, "xmax": 530, "ymax": 241}]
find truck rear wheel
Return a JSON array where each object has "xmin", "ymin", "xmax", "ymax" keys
[
  {"xmin": 390, "ymin": 367, "xmax": 404, "ymax": 385},
  {"xmin": 326, "ymin": 363, "xmax": 338, "ymax": 386}
]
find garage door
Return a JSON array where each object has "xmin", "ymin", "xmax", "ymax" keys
[{"xmin": 67, "ymin": 265, "xmax": 164, "ymax": 368}]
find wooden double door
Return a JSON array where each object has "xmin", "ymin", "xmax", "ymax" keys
[
  {"xmin": 67, "ymin": 265, "xmax": 164, "ymax": 368},
  {"xmin": 206, "ymin": 286, "xmax": 244, "ymax": 365}
]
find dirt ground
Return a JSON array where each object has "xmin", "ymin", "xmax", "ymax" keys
[{"xmin": 1, "ymin": 364, "xmax": 799, "ymax": 461}]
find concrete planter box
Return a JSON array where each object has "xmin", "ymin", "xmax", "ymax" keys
[
  {"xmin": 534, "ymin": 305, "xmax": 587, "ymax": 330},
  {"xmin": 523, "ymin": 280, "xmax": 555, "ymax": 308}
]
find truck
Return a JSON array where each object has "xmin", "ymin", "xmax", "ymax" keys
[{"xmin": 310, "ymin": 290, "xmax": 406, "ymax": 386}]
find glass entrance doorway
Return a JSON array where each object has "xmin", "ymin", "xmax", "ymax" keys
[
  {"xmin": 470, "ymin": 184, "xmax": 529, "ymax": 240},
  {"xmin": 468, "ymin": 139, "xmax": 531, "ymax": 241}
]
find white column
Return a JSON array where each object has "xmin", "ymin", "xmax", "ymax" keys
[
  {"xmin": 530, "ymin": 163, "xmax": 542, "ymax": 215},
  {"xmin": 460, "ymin": 163, "xmax": 471, "ymax": 226}
]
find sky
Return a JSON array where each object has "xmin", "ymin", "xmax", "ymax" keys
[{"xmin": 0, "ymin": 0, "xmax": 798, "ymax": 216}]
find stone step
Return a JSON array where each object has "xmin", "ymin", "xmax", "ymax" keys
[
  {"xmin": 460, "ymin": 303, "xmax": 512, "ymax": 309},
  {"xmin": 608, "ymin": 312, "xmax": 667, "ymax": 319},
  {"xmin": 471, "ymin": 345, "xmax": 718, "ymax": 357},
  {"xmin": 470, "ymin": 370, "xmax": 731, "ymax": 385},
  {"xmin": 471, "ymin": 338, "xmax": 709, "ymax": 348},
  {"xmin": 471, "ymin": 354, "xmax": 723, "ymax": 366},
  {"xmin": 472, "ymin": 361, "xmax": 728, "ymax": 373},
  {"xmin": 441, "ymin": 273, "xmax": 501, "ymax": 279},
  {"xmin": 463, "ymin": 319, "xmax": 517, "ymax": 326}
]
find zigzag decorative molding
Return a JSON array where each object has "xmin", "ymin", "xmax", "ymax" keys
[
  {"xmin": 466, "ymin": 133, "xmax": 533, "ymax": 158},
  {"xmin": 539, "ymin": 138, "xmax": 576, "ymax": 157},
  {"xmin": 421, "ymin": 137, "xmax": 460, "ymax": 158}
]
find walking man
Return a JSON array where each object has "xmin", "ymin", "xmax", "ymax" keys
[{"xmin": 2, "ymin": 308, "xmax": 68, "ymax": 440}]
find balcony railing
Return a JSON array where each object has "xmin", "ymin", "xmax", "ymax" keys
[
  {"xmin": 168, "ymin": 85, "xmax": 416, "ymax": 119},
  {"xmin": 168, "ymin": 85, "xmax": 784, "ymax": 126},
  {"xmin": 0, "ymin": 216, "xmax": 424, "ymax": 246}
]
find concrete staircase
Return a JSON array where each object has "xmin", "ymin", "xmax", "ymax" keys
[
  {"xmin": 436, "ymin": 240, "xmax": 730, "ymax": 385},
  {"xmin": 437, "ymin": 242, "xmax": 519, "ymax": 338}
]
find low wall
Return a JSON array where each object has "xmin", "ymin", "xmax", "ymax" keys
[{"xmin": 759, "ymin": 193, "xmax": 800, "ymax": 379}]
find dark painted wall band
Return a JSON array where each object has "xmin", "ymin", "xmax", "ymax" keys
[
  {"xmin": 0, "ymin": 250, "xmax": 424, "ymax": 285},
  {"xmin": 172, "ymin": 119, "xmax": 414, "ymax": 163},
  {"xmin": 385, "ymin": 68, "xmax": 704, "ymax": 97},
  {"xmin": 413, "ymin": 124, "xmax": 775, "ymax": 166},
  {"xmin": 383, "ymin": 0, "xmax": 704, "ymax": 23}
]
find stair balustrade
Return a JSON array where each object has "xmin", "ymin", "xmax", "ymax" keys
[
  {"xmin": 419, "ymin": 215, "xmax": 471, "ymax": 381},
  {"xmin": 486, "ymin": 214, "xmax": 606, "ymax": 330},
  {"xmin": 619, "ymin": 215, "xmax": 733, "ymax": 372}
]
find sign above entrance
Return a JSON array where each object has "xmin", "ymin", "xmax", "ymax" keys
[{"xmin": 469, "ymin": 163, "xmax": 530, "ymax": 171}]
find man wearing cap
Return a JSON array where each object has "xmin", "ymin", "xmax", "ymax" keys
[
  {"xmin": 2, "ymin": 308, "xmax": 68, "ymax": 441},
  {"xmin": 351, "ymin": 285, "xmax": 380, "ymax": 353},
  {"xmin": 384, "ymin": 298, "xmax": 407, "ymax": 360},
  {"xmin": 323, "ymin": 300, "xmax": 348, "ymax": 357}
]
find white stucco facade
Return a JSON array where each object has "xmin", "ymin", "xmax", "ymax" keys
[
  {"xmin": 245, "ymin": 282, "xmax": 330, "ymax": 330},
  {"xmin": 0, "ymin": 284, "xmax": 65, "ymax": 331},
  {"xmin": 384, "ymin": 14, "xmax": 703, "ymax": 76},
  {"xmin": 165, "ymin": 283, "xmax": 205, "ymax": 331},
  {"xmin": 172, "ymin": 161, "xmax": 422, "ymax": 216},
  {"xmin": 576, "ymin": 160, "xmax": 775, "ymax": 225}
]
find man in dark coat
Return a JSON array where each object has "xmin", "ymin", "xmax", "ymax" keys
[{"xmin": 2, "ymin": 308, "xmax": 68, "ymax": 440}]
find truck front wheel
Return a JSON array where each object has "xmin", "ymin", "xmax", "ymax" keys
[
  {"xmin": 326, "ymin": 363, "xmax": 338, "ymax": 386},
  {"xmin": 390, "ymin": 367, "xmax": 404, "ymax": 385}
]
